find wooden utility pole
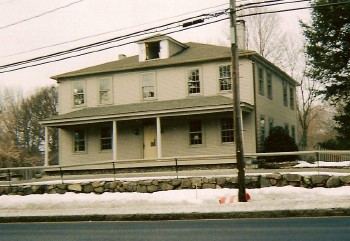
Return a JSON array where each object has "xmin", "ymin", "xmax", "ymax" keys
[{"xmin": 229, "ymin": 0, "xmax": 247, "ymax": 202}]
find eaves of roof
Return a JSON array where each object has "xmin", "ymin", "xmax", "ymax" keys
[
  {"xmin": 41, "ymin": 95, "xmax": 238, "ymax": 127},
  {"xmin": 52, "ymin": 42, "xmax": 256, "ymax": 80}
]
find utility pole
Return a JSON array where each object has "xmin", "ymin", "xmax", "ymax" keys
[{"xmin": 229, "ymin": 0, "xmax": 247, "ymax": 202}]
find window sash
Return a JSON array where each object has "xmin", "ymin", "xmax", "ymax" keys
[
  {"xmin": 267, "ymin": 72, "xmax": 272, "ymax": 99},
  {"xmin": 73, "ymin": 129, "xmax": 85, "ymax": 152},
  {"xmin": 283, "ymin": 81, "xmax": 288, "ymax": 106},
  {"xmin": 221, "ymin": 118, "xmax": 234, "ymax": 143},
  {"xmin": 73, "ymin": 82, "xmax": 85, "ymax": 106},
  {"xmin": 100, "ymin": 127, "xmax": 112, "ymax": 150},
  {"xmin": 289, "ymin": 87, "xmax": 294, "ymax": 110},
  {"xmin": 142, "ymin": 73, "xmax": 155, "ymax": 99},
  {"xmin": 188, "ymin": 69, "xmax": 200, "ymax": 94},
  {"xmin": 189, "ymin": 120, "xmax": 202, "ymax": 145},
  {"xmin": 258, "ymin": 68, "xmax": 264, "ymax": 95},
  {"xmin": 219, "ymin": 65, "xmax": 232, "ymax": 91},
  {"xmin": 99, "ymin": 78, "xmax": 112, "ymax": 104}
]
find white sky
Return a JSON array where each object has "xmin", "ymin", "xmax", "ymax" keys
[{"xmin": 0, "ymin": 0, "xmax": 310, "ymax": 95}]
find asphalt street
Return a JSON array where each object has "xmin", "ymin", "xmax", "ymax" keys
[{"xmin": 0, "ymin": 217, "xmax": 349, "ymax": 241}]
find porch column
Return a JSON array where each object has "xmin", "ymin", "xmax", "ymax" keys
[
  {"xmin": 156, "ymin": 117, "xmax": 162, "ymax": 158},
  {"xmin": 112, "ymin": 120, "xmax": 118, "ymax": 162},
  {"xmin": 44, "ymin": 126, "xmax": 49, "ymax": 166}
]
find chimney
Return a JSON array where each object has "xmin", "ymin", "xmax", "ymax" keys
[
  {"xmin": 237, "ymin": 20, "xmax": 247, "ymax": 50},
  {"xmin": 118, "ymin": 54, "xmax": 126, "ymax": 60}
]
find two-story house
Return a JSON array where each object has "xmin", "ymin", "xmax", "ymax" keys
[{"xmin": 41, "ymin": 34, "xmax": 298, "ymax": 168}]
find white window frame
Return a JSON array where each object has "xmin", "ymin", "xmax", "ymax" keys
[
  {"xmin": 219, "ymin": 64, "xmax": 232, "ymax": 92},
  {"xmin": 99, "ymin": 77, "xmax": 113, "ymax": 105},
  {"xmin": 221, "ymin": 117, "xmax": 234, "ymax": 143},
  {"xmin": 141, "ymin": 72, "xmax": 156, "ymax": 100},
  {"xmin": 73, "ymin": 129, "xmax": 87, "ymax": 153},
  {"xmin": 289, "ymin": 86, "xmax": 295, "ymax": 110},
  {"xmin": 100, "ymin": 126, "xmax": 112, "ymax": 151},
  {"xmin": 267, "ymin": 72, "xmax": 273, "ymax": 99},
  {"xmin": 258, "ymin": 67, "xmax": 264, "ymax": 96},
  {"xmin": 189, "ymin": 119, "xmax": 203, "ymax": 146},
  {"xmin": 72, "ymin": 81, "xmax": 86, "ymax": 107},
  {"xmin": 187, "ymin": 68, "xmax": 201, "ymax": 95},
  {"xmin": 283, "ymin": 81, "xmax": 288, "ymax": 107}
]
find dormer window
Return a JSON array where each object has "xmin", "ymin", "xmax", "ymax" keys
[{"xmin": 145, "ymin": 41, "xmax": 160, "ymax": 60}]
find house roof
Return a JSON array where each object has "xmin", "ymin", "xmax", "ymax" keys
[
  {"xmin": 52, "ymin": 42, "xmax": 256, "ymax": 80},
  {"xmin": 41, "ymin": 95, "xmax": 242, "ymax": 127}
]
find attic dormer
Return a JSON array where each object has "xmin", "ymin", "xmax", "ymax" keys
[{"xmin": 136, "ymin": 35, "xmax": 188, "ymax": 62}]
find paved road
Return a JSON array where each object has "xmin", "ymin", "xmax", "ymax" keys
[{"xmin": 0, "ymin": 217, "xmax": 349, "ymax": 241}]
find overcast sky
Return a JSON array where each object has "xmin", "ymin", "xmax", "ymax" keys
[{"xmin": 0, "ymin": 0, "xmax": 310, "ymax": 95}]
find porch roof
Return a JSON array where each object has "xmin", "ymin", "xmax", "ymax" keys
[{"xmin": 41, "ymin": 96, "xmax": 252, "ymax": 127}]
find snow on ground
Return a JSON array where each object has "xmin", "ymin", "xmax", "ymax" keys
[
  {"xmin": 295, "ymin": 161, "xmax": 350, "ymax": 168},
  {"xmin": 0, "ymin": 186, "xmax": 349, "ymax": 217}
]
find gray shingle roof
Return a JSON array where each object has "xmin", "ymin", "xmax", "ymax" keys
[
  {"xmin": 52, "ymin": 42, "xmax": 256, "ymax": 80},
  {"xmin": 42, "ymin": 95, "xmax": 234, "ymax": 125}
]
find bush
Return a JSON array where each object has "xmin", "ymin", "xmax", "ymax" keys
[{"xmin": 263, "ymin": 126, "xmax": 299, "ymax": 162}]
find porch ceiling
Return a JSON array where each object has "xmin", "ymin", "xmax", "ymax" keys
[{"xmin": 41, "ymin": 96, "xmax": 254, "ymax": 127}]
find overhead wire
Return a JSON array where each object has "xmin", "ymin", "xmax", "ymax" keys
[
  {"xmin": 0, "ymin": 0, "xmax": 85, "ymax": 30},
  {"xmin": 1, "ymin": 0, "xmax": 349, "ymax": 74}
]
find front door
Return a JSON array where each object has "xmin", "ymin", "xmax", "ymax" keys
[{"xmin": 143, "ymin": 125, "xmax": 157, "ymax": 159}]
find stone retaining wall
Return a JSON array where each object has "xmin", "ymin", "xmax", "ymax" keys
[{"xmin": 1, "ymin": 173, "xmax": 350, "ymax": 196}]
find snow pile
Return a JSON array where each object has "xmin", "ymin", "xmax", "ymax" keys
[
  {"xmin": 295, "ymin": 161, "xmax": 350, "ymax": 168},
  {"xmin": 0, "ymin": 186, "xmax": 349, "ymax": 217}
]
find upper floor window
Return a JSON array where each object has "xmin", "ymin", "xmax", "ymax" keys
[
  {"xmin": 141, "ymin": 73, "xmax": 156, "ymax": 99},
  {"xmin": 100, "ymin": 126, "xmax": 112, "ymax": 150},
  {"xmin": 267, "ymin": 72, "xmax": 273, "ymax": 99},
  {"xmin": 219, "ymin": 65, "xmax": 232, "ymax": 91},
  {"xmin": 189, "ymin": 120, "xmax": 202, "ymax": 145},
  {"xmin": 99, "ymin": 78, "xmax": 113, "ymax": 105},
  {"xmin": 145, "ymin": 41, "xmax": 160, "ymax": 60},
  {"xmin": 283, "ymin": 81, "xmax": 288, "ymax": 107},
  {"xmin": 289, "ymin": 87, "xmax": 295, "ymax": 110},
  {"xmin": 73, "ymin": 81, "xmax": 85, "ymax": 107},
  {"xmin": 221, "ymin": 118, "xmax": 234, "ymax": 143},
  {"xmin": 188, "ymin": 68, "xmax": 201, "ymax": 95},
  {"xmin": 73, "ymin": 129, "xmax": 86, "ymax": 153},
  {"xmin": 258, "ymin": 67, "xmax": 264, "ymax": 95}
]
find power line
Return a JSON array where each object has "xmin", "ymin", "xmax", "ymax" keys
[
  {"xmin": 1, "ymin": 0, "xmax": 349, "ymax": 74},
  {"xmin": 0, "ymin": 0, "xmax": 85, "ymax": 30},
  {"xmin": 0, "ymin": 2, "xmax": 229, "ymax": 59}
]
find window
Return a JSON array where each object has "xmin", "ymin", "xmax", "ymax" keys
[
  {"xmin": 291, "ymin": 125, "xmax": 296, "ymax": 140},
  {"xmin": 189, "ymin": 120, "xmax": 202, "ymax": 145},
  {"xmin": 267, "ymin": 72, "xmax": 273, "ymax": 99},
  {"xmin": 145, "ymin": 41, "xmax": 160, "ymax": 60},
  {"xmin": 188, "ymin": 68, "xmax": 200, "ymax": 95},
  {"xmin": 73, "ymin": 82, "xmax": 85, "ymax": 107},
  {"xmin": 284, "ymin": 123, "xmax": 290, "ymax": 135},
  {"xmin": 221, "ymin": 118, "xmax": 234, "ymax": 143},
  {"xmin": 219, "ymin": 65, "xmax": 231, "ymax": 91},
  {"xmin": 100, "ymin": 126, "xmax": 112, "ymax": 150},
  {"xmin": 142, "ymin": 73, "xmax": 156, "ymax": 99},
  {"xmin": 289, "ymin": 87, "xmax": 295, "ymax": 110},
  {"xmin": 260, "ymin": 116, "xmax": 266, "ymax": 142},
  {"xmin": 99, "ymin": 78, "xmax": 112, "ymax": 104},
  {"xmin": 283, "ymin": 81, "xmax": 288, "ymax": 107},
  {"xmin": 258, "ymin": 67, "xmax": 264, "ymax": 95},
  {"xmin": 73, "ymin": 129, "xmax": 86, "ymax": 152},
  {"xmin": 268, "ymin": 117, "xmax": 274, "ymax": 133}
]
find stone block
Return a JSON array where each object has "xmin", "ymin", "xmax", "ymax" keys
[
  {"xmin": 326, "ymin": 176, "xmax": 341, "ymax": 188},
  {"xmin": 202, "ymin": 183, "xmax": 216, "ymax": 189},
  {"xmin": 137, "ymin": 185, "xmax": 147, "ymax": 193},
  {"xmin": 159, "ymin": 182, "xmax": 174, "ymax": 191},
  {"xmin": 147, "ymin": 185, "xmax": 158, "ymax": 193},
  {"xmin": 284, "ymin": 174, "xmax": 302, "ymax": 182},
  {"xmin": 181, "ymin": 179, "xmax": 192, "ymax": 189},
  {"xmin": 68, "ymin": 184, "xmax": 82, "ymax": 192},
  {"xmin": 109, "ymin": 181, "xmax": 118, "ymax": 190},
  {"xmin": 260, "ymin": 177, "xmax": 271, "ymax": 188},
  {"xmin": 311, "ymin": 175, "xmax": 330, "ymax": 185},
  {"xmin": 83, "ymin": 184, "xmax": 94, "ymax": 193},
  {"xmin": 94, "ymin": 187, "xmax": 104, "ymax": 194},
  {"xmin": 340, "ymin": 175, "xmax": 350, "ymax": 184},
  {"xmin": 171, "ymin": 179, "xmax": 182, "ymax": 187},
  {"xmin": 191, "ymin": 177, "xmax": 203, "ymax": 187},
  {"xmin": 92, "ymin": 181, "xmax": 101, "ymax": 188},
  {"xmin": 216, "ymin": 177, "xmax": 226, "ymax": 186}
]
